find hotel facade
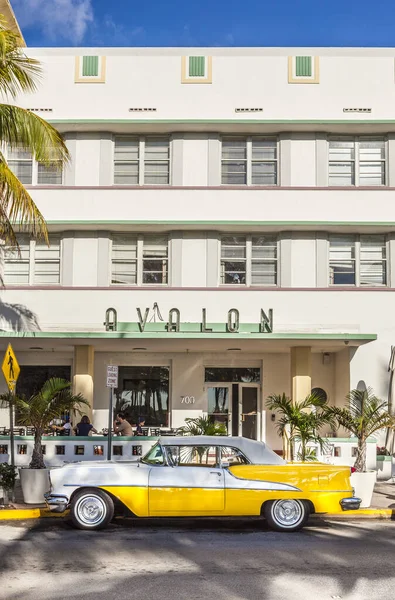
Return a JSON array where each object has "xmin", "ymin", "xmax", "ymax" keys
[{"xmin": 1, "ymin": 46, "xmax": 395, "ymax": 452}]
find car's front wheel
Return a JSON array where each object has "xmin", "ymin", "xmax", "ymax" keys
[
  {"xmin": 70, "ymin": 488, "xmax": 114, "ymax": 531},
  {"xmin": 264, "ymin": 499, "xmax": 309, "ymax": 532}
]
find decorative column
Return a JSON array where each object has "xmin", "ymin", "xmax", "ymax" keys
[
  {"xmin": 73, "ymin": 346, "xmax": 94, "ymax": 419},
  {"xmin": 290, "ymin": 347, "xmax": 312, "ymax": 404}
]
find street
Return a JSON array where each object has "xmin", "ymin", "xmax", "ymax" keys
[{"xmin": 0, "ymin": 517, "xmax": 394, "ymax": 600}]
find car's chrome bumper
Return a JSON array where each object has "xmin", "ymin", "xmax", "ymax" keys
[
  {"xmin": 340, "ymin": 497, "xmax": 362, "ymax": 511},
  {"xmin": 44, "ymin": 492, "xmax": 69, "ymax": 513}
]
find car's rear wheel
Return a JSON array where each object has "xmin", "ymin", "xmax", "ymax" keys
[
  {"xmin": 264, "ymin": 499, "xmax": 309, "ymax": 532},
  {"xmin": 70, "ymin": 488, "xmax": 114, "ymax": 531}
]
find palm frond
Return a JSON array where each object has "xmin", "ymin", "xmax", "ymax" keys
[
  {"xmin": 0, "ymin": 104, "xmax": 69, "ymax": 165},
  {"xmin": 0, "ymin": 18, "xmax": 41, "ymax": 98},
  {"xmin": 0, "ymin": 156, "xmax": 47, "ymax": 245}
]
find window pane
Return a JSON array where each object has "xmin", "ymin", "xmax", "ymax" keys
[
  {"xmin": 252, "ymin": 236, "xmax": 277, "ymax": 259},
  {"xmin": 329, "ymin": 140, "xmax": 355, "ymax": 161},
  {"xmin": 34, "ymin": 237, "xmax": 60, "ymax": 284},
  {"xmin": 143, "ymin": 236, "xmax": 168, "ymax": 284},
  {"xmin": 360, "ymin": 262, "xmax": 386, "ymax": 286},
  {"xmin": 8, "ymin": 160, "xmax": 33, "ymax": 184},
  {"xmin": 251, "ymin": 261, "xmax": 277, "ymax": 285},
  {"xmin": 111, "ymin": 235, "xmax": 137, "ymax": 285},
  {"xmin": 329, "ymin": 262, "xmax": 356, "ymax": 285},
  {"xmin": 251, "ymin": 162, "xmax": 277, "ymax": 185},
  {"xmin": 116, "ymin": 366, "xmax": 169, "ymax": 427},
  {"xmin": 360, "ymin": 235, "xmax": 386, "ymax": 285},
  {"xmin": 114, "ymin": 137, "xmax": 139, "ymax": 184},
  {"xmin": 144, "ymin": 138, "xmax": 169, "ymax": 185},
  {"xmin": 37, "ymin": 163, "xmax": 62, "ymax": 185},
  {"xmin": 359, "ymin": 162, "xmax": 385, "ymax": 186},
  {"xmin": 222, "ymin": 139, "xmax": 247, "ymax": 185},
  {"xmin": 222, "ymin": 139, "xmax": 247, "ymax": 160},
  {"xmin": 359, "ymin": 139, "xmax": 385, "ymax": 161},
  {"xmin": 328, "ymin": 162, "xmax": 354, "ymax": 186},
  {"xmin": 3, "ymin": 238, "xmax": 30, "ymax": 284},
  {"xmin": 220, "ymin": 447, "xmax": 249, "ymax": 465},
  {"xmin": 144, "ymin": 138, "xmax": 169, "ymax": 160},
  {"xmin": 252, "ymin": 139, "xmax": 277, "ymax": 160},
  {"xmin": 221, "ymin": 237, "xmax": 246, "ymax": 258},
  {"xmin": 329, "ymin": 236, "xmax": 355, "ymax": 285},
  {"xmin": 221, "ymin": 163, "xmax": 247, "ymax": 185}
]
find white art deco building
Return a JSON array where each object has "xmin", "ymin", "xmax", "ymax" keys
[{"xmin": 1, "ymin": 43, "xmax": 395, "ymax": 453}]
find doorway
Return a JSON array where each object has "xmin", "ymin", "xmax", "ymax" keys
[{"xmin": 206, "ymin": 383, "xmax": 260, "ymax": 440}]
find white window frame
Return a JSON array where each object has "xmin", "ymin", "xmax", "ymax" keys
[
  {"xmin": 328, "ymin": 234, "xmax": 388, "ymax": 287},
  {"xmin": 5, "ymin": 145, "xmax": 63, "ymax": 186},
  {"xmin": 110, "ymin": 234, "xmax": 169, "ymax": 286},
  {"xmin": 113, "ymin": 136, "xmax": 171, "ymax": 186},
  {"xmin": 3, "ymin": 235, "xmax": 62, "ymax": 286},
  {"xmin": 328, "ymin": 136, "xmax": 387, "ymax": 187},
  {"xmin": 219, "ymin": 235, "xmax": 279, "ymax": 287},
  {"xmin": 221, "ymin": 136, "xmax": 278, "ymax": 186}
]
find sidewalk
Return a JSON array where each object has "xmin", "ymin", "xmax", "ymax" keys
[{"xmin": 0, "ymin": 481, "xmax": 394, "ymax": 521}]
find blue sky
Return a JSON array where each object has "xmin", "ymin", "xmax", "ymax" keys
[{"xmin": 11, "ymin": 0, "xmax": 395, "ymax": 47}]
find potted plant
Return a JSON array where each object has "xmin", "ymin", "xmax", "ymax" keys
[
  {"xmin": 0, "ymin": 463, "xmax": 17, "ymax": 506},
  {"xmin": 266, "ymin": 392, "xmax": 335, "ymax": 461},
  {"xmin": 14, "ymin": 378, "xmax": 89, "ymax": 504},
  {"xmin": 328, "ymin": 387, "xmax": 395, "ymax": 507}
]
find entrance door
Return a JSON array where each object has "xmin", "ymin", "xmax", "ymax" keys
[{"xmin": 239, "ymin": 385, "xmax": 259, "ymax": 440}]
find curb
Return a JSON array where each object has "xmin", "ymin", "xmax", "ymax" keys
[
  {"xmin": 0, "ymin": 508, "xmax": 392, "ymax": 522},
  {"xmin": 0, "ymin": 508, "xmax": 68, "ymax": 520}
]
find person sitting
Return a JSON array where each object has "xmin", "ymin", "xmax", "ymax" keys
[
  {"xmin": 75, "ymin": 415, "xmax": 98, "ymax": 436},
  {"xmin": 113, "ymin": 412, "xmax": 133, "ymax": 436},
  {"xmin": 52, "ymin": 416, "xmax": 73, "ymax": 436},
  {"xmin": 134, "ymin": 417, "xmax": 146, "ymax": 436}
]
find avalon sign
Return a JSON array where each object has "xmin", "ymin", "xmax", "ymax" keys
[{"xmin": 104, "ymin": 307, "xmax": 274, "ymax": 334}]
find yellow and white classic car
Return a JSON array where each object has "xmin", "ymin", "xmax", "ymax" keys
[{"xmin": 45, "ymin": 436, "xmax": 361, "ymax": 532}]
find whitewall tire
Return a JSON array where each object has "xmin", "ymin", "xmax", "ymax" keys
[
  {"xmin": 264, "ymin": 499, "xmax": 309, "ymax": 532},
  {"xmin": 70, "ymin": 488, "xmax": 114, "ymax": 531}
]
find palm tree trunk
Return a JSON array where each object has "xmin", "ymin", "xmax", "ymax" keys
[
  {"xmin": 354, "ymin": 437, "xmax": 366, "ymax": 472},
  {"xmin": 30, "ymin": 428, "xmax": 45, "ymax": 469}
]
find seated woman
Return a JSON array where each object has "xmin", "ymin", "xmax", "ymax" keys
[{"xmin": 75, "ymin": 415, "xmax": 98, "ymax": 436}]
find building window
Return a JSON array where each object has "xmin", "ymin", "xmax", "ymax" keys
[
  {"xmin": 7, "ymin": 145, "xmax": 63, "ymax": 185},
  {"xmin": 75, "ymin": 446, "xmax": 85, "ymax": 455},
  {"xmin": 329, "ymin": 137, "xmax": 386, "ymax": 186},
  {"xmin": 111, "ymin": 234, "xmax": 168, "ymax": 285},
  {"xmin": 181, "ymin": 56, "xmax": 212, "ymax": 84},
  {"xmin": 329, "ymin": 235, "xmax": 387, "ymax": 286},
  {"xmin": 75, "ymin": 55, "xmax": 106, "ymax": 83},
  {"xmin": 114, "ymin": 136, "xmax": 170, "ymax": 185},
  {"xmin": 288, "ymin": 56, "xmax": 319, "ymax": 83},
  {"xmin": 55, "ymin": 446, "xmax": 65, "ymax": 455},
  {"xmin": 221, "ymin": 137, "xmax": 278, "ymax": 185},
  {"xmin": 220, "ymin": 235, "xmax": 278, "ymax": 286},
  {"xmin": 4, "ymin": 235, "xmax": 61, "ymax": 286}
]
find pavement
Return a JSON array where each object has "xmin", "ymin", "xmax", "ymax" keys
[{"xmin": 1, "ymin": 479, "xmax": 395, "ymax": 521}]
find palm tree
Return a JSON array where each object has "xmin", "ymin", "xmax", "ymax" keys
[
  {"xmin": 0, "ymin": 17, "xmax": 69, "ymax": 249},
  {"xmin": 327, "ymin": 387, "xmax": 395, "ymax": 472},
  {"xmin": 178, "ymin": 416, "xmax": 227, "ymax": 436},
  {"xmin": 266, "ymin": 392, "xmax": 336, "ymax": 461},
  {"xmin": 14, "ymin": 378, "xmax": 89, "ymax": 469}
]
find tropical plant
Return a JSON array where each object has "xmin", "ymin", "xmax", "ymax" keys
[
  {"xmin": 11, "ymin": 378, "xmax": 89, "ymax": 469},
  {"xmin": 0, "ymin": 17, "xmax": 69, "ymax": 249},
  {"xmin": 327, "ymin": 387, "xmax": 395, "ymax": 472},
  {"xmin": 266, "ymin": 392, "xmax": 336, "ymax": 461},
  {"xmin": 0, "ymin": 462, "xmax": 17, "ymax": 490},
  {"xmin": 178, "ymin": 416, "xmax": 227, "ymax": 436}
]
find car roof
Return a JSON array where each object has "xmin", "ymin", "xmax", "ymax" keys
[{"xmin": 158, "ymin": 436, "xmax": 285, "ymax": 465}]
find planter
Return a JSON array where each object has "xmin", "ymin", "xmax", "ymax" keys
[
  {"xmin": 376, "ymin": 455, "xmax": 392, "ymax": 481},
  {"xmin": 350, "ymin": 471, "xmax": 377, "ymax": 508},
  {"xmin": 19, "ymin": 468, "xmax": 50, "ymax": 504}
]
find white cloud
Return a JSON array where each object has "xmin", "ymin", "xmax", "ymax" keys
[{"xmin": 12, "ymin": 0, "xmax": 94, "ymax": 44}]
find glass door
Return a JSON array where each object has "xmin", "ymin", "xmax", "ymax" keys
[
  {"xmin": 239, "ymin": 385, "xmax": 259, "ymax": 439},
  {"xmin": 207, "ymin": 385, "xmax": 231, "ymax": 434}
]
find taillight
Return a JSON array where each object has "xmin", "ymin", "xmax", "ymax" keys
[{"xmin": 350, "ymin": 467, "xmax": 356, "ymax": 474}]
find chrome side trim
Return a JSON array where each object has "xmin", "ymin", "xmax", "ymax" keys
[{"xmin": 226, "ymin": 469, "xmax": 301, "ymax": 492}]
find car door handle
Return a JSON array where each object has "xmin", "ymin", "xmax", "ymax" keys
[{"xmin": 210, "ymin": 471, "xmax": 222, "ymax": 476}]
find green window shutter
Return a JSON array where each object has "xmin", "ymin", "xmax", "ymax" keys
[
  {"xmin": 295, "ymin": 56, "xmax": 312, "ymax": 77},
  {"xmin": 82, "ymin": 56, "xmax": 99, "ymax": 77},
  {"xmin": 189, "ymin": 56, "xmax": 205, "ymax": 77}
]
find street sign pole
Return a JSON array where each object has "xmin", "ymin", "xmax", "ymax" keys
[
  {"xmin": 107, "ymin": 387, "xmax": 113, "ymax": 461},
  {"xmin": 9, "ymin": 393, "xmax": 15, "ymax": 500},
  {"xmin": 106, "ymin": 366, "xmax": 118, "ymax": 461},
  {"xmin": 1, "ymin": 344, "xmax": 20, "ymax": 482}
]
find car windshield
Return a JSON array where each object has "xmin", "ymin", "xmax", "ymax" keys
[{"xmin": 141, "ymin": 443, "xmax": 165, "ymax": 465}]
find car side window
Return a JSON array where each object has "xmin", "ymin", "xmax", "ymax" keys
[
  {"xmin": 220, "ymin": 446, "xmax": 249, "ymax": 465},
  {"xmin": 166, "ymin": 445, "xmax": 218, "ymax": 467}
]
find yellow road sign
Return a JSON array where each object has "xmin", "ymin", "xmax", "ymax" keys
[{"xmin": 2, "ymin": 344, "xmax": 20, "ymax": 392}]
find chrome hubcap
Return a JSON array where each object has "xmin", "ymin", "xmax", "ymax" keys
[
  {"xmin": 76, "ymin": 495, "xmax": 106, "ymax": 525},
  {"xmin": 272, "ymin": 500, "xmax": 303, "ymax": 527}
]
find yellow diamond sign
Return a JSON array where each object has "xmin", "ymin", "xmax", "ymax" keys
[{"xmin": 2, "ymin": 343, "xmax": 20, "ymax": 392}]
